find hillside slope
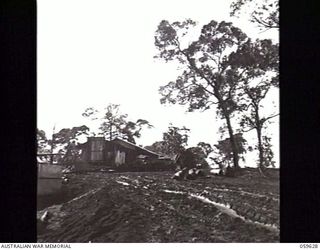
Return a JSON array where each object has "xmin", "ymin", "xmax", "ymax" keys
[{"xmin": 37, "ymin": 169, "xmax": 279, "ymax": 242}]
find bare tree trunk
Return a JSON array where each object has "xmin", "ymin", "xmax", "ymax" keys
[
  {"xmin": 218, "ymin": 94, "xmax": 240, "ymax": 169},
  {"xmin": 224, "ymin": 113, "xmax": 240, "ymax": 169},
  {"xmin": 256, "ymin": 126, "xmax": 268, "ymax": 177},
  {"xmin": 254, "ymin": 107, "xmax": 265, "ymax": 172},
  {"xmin": 255, "ymin": 108, "xmax": 267, "ymax": 177},
  {"xmin": 257, "ymin": 126, "xmax": 264, "ymax": 169}
]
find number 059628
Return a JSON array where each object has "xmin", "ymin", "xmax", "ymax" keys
[{"xmin": 300, "ymin": 244, "xmax": 318, "ymax": 248}]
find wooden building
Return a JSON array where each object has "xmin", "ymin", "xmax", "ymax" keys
[{"xmin": 78, "ymin": 137, "xmax": 160, "ymax": 166}]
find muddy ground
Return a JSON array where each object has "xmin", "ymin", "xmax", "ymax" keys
[{"xmin": 37, "ymin": 168, "xmax": 279, "ymax": 243}]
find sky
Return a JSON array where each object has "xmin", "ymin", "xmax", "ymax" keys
[{"xmin": 37, "ymin": 0, "xmax": 279, "ymax": 167}]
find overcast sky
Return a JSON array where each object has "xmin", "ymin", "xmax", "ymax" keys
[{"xmin": 37, "ymin": 0, "xmax": 279, "ymax": 167}]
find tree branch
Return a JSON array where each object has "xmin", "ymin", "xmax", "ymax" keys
[
  {"xmin": 182, "ymin": 50, "xmax": 217, "ymax": 95},
  {"xmin": 168, "ymin": 26, "xmax": 216, "ymax": 93},
  {"xmin": 262, "ymin": 113, "xmax": 279, "ymax": 124},
  {"xmin": 205, "ymin": 53, "xmax": 219, "ymax": 65},
  {"xmin": 242, "ymin": 127, "xmax": 256, "ymax": 133},
  {"xmin": 251, "ymin": 14, "xmax": 279, "ymax": 29},
  {"xmin": 261, "ymin": 85, "xmax": 271, "ymax": 99}
]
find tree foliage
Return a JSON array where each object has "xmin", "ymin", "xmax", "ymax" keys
[
  {"xmin": 156, "ymin": 20, "xmax": 248, "ymax": 112},
  {"xmin": 120, "ymin": 119, "xmax": 153, "ymax": 143},
  {"xmin": 197, "ymin": 142, "xmax": 213, "ymax": 157},
  {"xmin": 162, "ymin": 125, "xmax": 190, "ymax": 156},
  {"xmin": 53, "ymin": 125, "xmax": 90, "ymax": 151},
  {"xmin": 145, "ymin": 124, "xmax": 190, "ymax": 157},
  {"xmin": 37, "ymin": 129, "xmax": 49, "ymax": 153},
  {"xmin": 229, "ymin": 38, "xmax": 279, "ymax": 170},
  {"xmin": 82, "ymin": 103, "xmax": 153, "ymax": 144},
  {"xmin": 144, "ymin": 141, "xmax": 168, "ymax": 156},
  {"xmin": 188, "ymin": 142, "xmax": 213, "ymax": 168},
  {"xmin": 261, "ymin": 135, "xmax": 276, "ymax": 168},
  {"xmin": 230, "ymin": 0, "xmax": 279, "ymax": 30},
  {"xmin": 155, "ymin": 19, "xmax": 252, "ymax": 168},
  {"xmin": 211, "ymin": 133, "xmax": 248, "ymax": 167},
  {"xmin": 99, "ymin": 104, "xmax": 129, "ymax": 140}
]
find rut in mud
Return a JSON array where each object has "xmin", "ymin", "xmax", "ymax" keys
[{"xmin": 37, "ymin": 170, "xmax": 279, "ymax": 243}]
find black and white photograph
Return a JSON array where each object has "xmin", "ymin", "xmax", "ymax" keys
[{"xmin": 36, "ymin": 0, "xmax": 279, "ymax": 243}]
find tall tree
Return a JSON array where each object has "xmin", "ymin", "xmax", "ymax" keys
[
  {"xmin": 155, "ymin": 19, "xmax": 250, "ymax": 168},
  {"xmin": 82, "ymin": 103, "xmax": 153, "ymax": 143},
  {"xmin": 230, "ymin": 0, "xmax": 279, "ymax": 30},
  {"xmin": 239, "ymin": 84, "xmax": 278, "ymax": 169},
  {"xmin": 100, "ymin": 104, "xmax": 128, "ymax": 140},
  {"xmin": 230, "ymin": 39, "xmax": 279, "ymax": 171}
]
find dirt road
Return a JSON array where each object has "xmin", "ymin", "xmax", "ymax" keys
[{"xmin": 37, "ymin": 170, "xmax": 279, "ymax": 242}]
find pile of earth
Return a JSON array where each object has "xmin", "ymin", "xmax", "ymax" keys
[{"xmin": 37, "ymin": 168, "xmax": 279, "ymax": 243}]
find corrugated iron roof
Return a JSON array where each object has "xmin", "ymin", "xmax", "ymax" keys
[
  {"xmin": 112, "ymin": 138, "xmax": 160, "ymax": 157},
  {"xmin": 79, "ymin": 137, "xmax": 161, "ymax": 157}
]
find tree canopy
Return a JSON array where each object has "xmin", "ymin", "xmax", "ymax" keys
[
  {"xmin": 53, "ymin": 125, "xmax": 90, "ymax": 151},
  {"xmin": 230, "ymin": 38, "xmax": 279, "ymax": 170},
  {"xmin": 145, "ymin": 124, "xmax": 190, "ymax": 157},
  {"xmin": 155, "ymin": 18, "xmax": 279, "ymax": 170},
  {"xmin": 230, "ymin": 0, "xmax": 279, "ymax": 30},
  {"xmin": 82, "ymin": 103, "xmax": 153, "ymax": 144},
  {"xmin": 211, "ymin": 133, "xmax": 248, "ymax": 167},
  {"xmin": 155, "ymin": 19, "xmax": 253, "ymax": 168}
]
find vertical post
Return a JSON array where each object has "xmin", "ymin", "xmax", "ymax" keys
[{"xmin": 50, "ymin": 124, "xmax": 56, "ymax": 164}]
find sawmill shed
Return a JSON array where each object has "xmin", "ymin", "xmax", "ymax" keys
[{"xmin": 78, "ymin": 137, "xmax": 160, "ymax": 166}]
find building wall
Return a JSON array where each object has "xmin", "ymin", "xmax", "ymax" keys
[
  {"xmin": 88, "ymin": 137, "xmax": 105, "ymax": 162},
  {"xmin": 79, "ymin": 138, "xmax": 158, "ymax": 166},
  {"xmin": 115, "ymin": 150, "xmax": 126, "ymax": 166}
]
